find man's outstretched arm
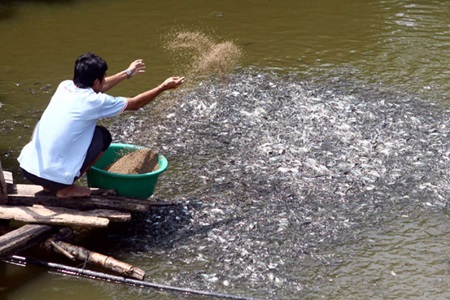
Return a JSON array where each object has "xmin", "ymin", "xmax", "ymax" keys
[
  {"xmin": 101, "ymin": 59, "xmax": 146, "ymax": 92},
  {"xmin": 125, "ymin": 76, "xmax": 185, "ymax": 110}
]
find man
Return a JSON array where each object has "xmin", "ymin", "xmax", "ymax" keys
[{"xmin": 18, "ymin": 52, "xmax": 185, "ymax": 198}]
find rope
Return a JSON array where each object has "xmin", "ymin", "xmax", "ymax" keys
[{"xmin": 81, "ymin": 251, "xmax": 89, "ymax": 270}]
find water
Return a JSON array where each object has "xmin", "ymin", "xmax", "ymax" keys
[
  {"xmin": 321, "ymin": 211, "xmax": 450, "ymax": 300},
  {"xmin": 1, "ymin": 1, "xmax": 450, "ymax": 299}
]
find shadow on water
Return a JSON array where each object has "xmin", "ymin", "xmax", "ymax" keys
[{"xmin": 80, "ymin": 200, "xmax": 245, "ymax": 256}]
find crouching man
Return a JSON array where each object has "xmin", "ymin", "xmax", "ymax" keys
[{"xmin": 18, "ymin": 52, "xmax": 184, "ymax": 198}]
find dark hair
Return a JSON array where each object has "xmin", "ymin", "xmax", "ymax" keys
[{"xmin": 73, "ymin": 52, "xmax": 108, "ymax": 88}]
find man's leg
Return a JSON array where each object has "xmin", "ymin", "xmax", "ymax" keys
[
  {"xmin": 78, "ymin": 126, "xmax": 112, "ymax": 176},
  {"xmin": 56, "ymin": 126, "xmax": 112, "ymax": 198},
  {"xmin": 21, "ymin": 126, "xmax": 113, "ymax": 198},
  {"xmin": 19, "ymin": 167, "xmax": 88, "ymax": 197}
]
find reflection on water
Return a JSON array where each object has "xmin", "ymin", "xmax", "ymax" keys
[
  {"xmin": 371, "ymin": 1, "xmax": 450, "ymax": 98},
  {"xmin": 1, "ymin": 1, "xmax": 450, "ymax": 300}
]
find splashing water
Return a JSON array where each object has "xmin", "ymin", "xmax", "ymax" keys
[{"xmin": 107, "ymin": 68, "xmax": 450, "ymax": 299}]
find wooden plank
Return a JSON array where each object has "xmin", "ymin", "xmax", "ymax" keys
[
  {"xmin": 2, "ymin": 171, "xmax": 13, "ymax": 185},
  {"xmin": 0, "ymin": 160, "xmax": 7, "ymax": 204},
  {"xmin": 8, "ymin": 184, "xmax": 151, "ymax": 212},
  {"xmin": 0, "ymin": 224, "xmax": 54, "ymax": 258},
  {"xmin": 10, "ymin": 184, "xmax": 42, "ymax": 195},
  {"xmin": 81, "ymin": 209, "xmax": 131, "ymax": 222},
  {"xmin": 0, "ymin": 205, "xmax": 113, "ymax": 227},
  {"xmin": 3, "ymin": 171, "xmax": 14, "ymax": 195}
]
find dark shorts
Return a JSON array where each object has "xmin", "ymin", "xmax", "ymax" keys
[{"xmin": 21, "ymin": 125, "xmax": 112, "ymax": 191}]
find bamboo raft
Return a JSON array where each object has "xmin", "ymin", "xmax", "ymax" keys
[{"xmin": 0, "ymin": 158, "xmax": 152, "ymax": 280}]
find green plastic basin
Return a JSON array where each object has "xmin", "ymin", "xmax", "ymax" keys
[{"xmin": 86, "ymin": 143, "xmax": 168, "ymax": 199}]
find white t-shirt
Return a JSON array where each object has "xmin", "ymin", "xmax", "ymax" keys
[{"xmin": 18, "ymin": 80, "xmax": 127, "ymax": 184}]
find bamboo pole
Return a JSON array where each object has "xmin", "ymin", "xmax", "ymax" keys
[
  {"xmin": 5, "ymin": 255, "xmax": 264, "ymax": 300},
  {"xmin": 47, "ymin": 240, "xmax": 146, "ymax": 280}
]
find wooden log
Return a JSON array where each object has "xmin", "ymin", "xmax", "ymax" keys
[
  {"xmin": 48, "ymin": 240, "xmax": 146, "ymax": 280},
  {"xmin": 0, "ymin": 160, "xmax": 7, "ymax": 204},
  {"xmin": 0, "ymin": 224, "xmax": 55, "ymax": 258},
  {"xmin": 0, "ymin": 205, "xmax": 126, "ymax": 227},
  {"xmin": 8, "ymin": 184, "xmax": 151, "ymax": 212}
]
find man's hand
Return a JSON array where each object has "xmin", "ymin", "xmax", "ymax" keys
[
  {"xmin": 161, "ymin": 76, "xmax": 185, "ymax": 91},
  {"xmin": 127, "ymin": 59, "xmax": 146, "ymax": 77},
  {"xmin": 125, "ymin": 76, "xmax": 185, "ymax": 110}
]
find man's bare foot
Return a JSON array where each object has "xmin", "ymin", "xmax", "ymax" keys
[
  {"xmin": 40, "ymin": 188, "xmax": 56, "ymax": 196},
  {"xmin": 56, "ymin": 185, "xmax": 91, "ymax": 198}
]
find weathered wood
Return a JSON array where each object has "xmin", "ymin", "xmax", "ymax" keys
[
  {"xmin": 0, "ymin": 205, "xmax": 120, "ymax": 227},
  {"xmin": 11, "ymin": 184, "xmax": 109, "ymax": 195},
  {"xmin": 0, "ymin": 224, "xmax": 54, "ymax": 258},
  {"xmin": 83, "ymin": 209, "xmax": 131, "ymax": 222},
  {"xmin": 0, "ymin": 161, "xmax": 7, "ymax": 204},
  {"xmin": 2, "ymin": 171, "xmax": 13, "ymax": 185},
  {"xmin": 3, "ymin": 171, "xmax": 14, "ymax": 195},
  {"xmin": 49, "ymin": 240, "xmax": 76, "ymax": 260},
  {"xmin": 48, "ymin": 240, "xmax": 146, "ymax": 280},
  {"xmin": 8, "ymin": 184, "xmax": 151, "ymax": 212}
]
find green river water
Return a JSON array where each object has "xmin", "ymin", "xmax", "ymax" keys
[{"xmin": 1, "ymin": 1, "xmax": 450, "ymax": 299}]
